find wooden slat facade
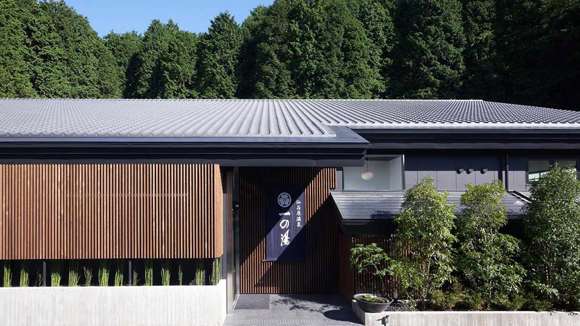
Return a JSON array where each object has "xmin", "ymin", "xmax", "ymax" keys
[
  {"xmin": 338, "ymin": 234, "xmax": 400, "ymax": 298},
  {"xmin": 0, "ymin": 164, "xmax": 223, "ymax": 260},
  {"xmin": 239, "ymin": 168, "xmax": 339, "ymax": 294}
]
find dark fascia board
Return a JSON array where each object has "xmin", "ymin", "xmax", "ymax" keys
[
  {"xmin": 340, "ymin": 215, "xmax": 523, "ymax": 236},
  {"xmin": 0, "ymin": 127, "xmax": 368, "ymax": 147},
  {"xmin": 0, "ymin": 147, "xmax": 366, "ymax": 166},
  {"xmin": 356, "ymin": 128, "xmax": 580, "ymax": 150},
  {"xmin": 0, "ymin": 157, "xmax": 365, "ymax": 167},
  {"xmin": 0, "ymin": 127, "xmax": 368, "ymax": 166}
]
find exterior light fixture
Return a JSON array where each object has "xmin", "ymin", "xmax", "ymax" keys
[
  {"xmin": 481, "ymin": 168, "xmax": 488, "ymax": 174},
  {"xmin": 361, "ymin": 171, "xmax": 374, "ymax": 181},
  {"xmin": 456, "ymin": 168, "xmax": 464, "ymax": 174},
  {"xmin": 466, "ymin": 168, "xmax": 474, "ymax": 174},
  {"xmin": 361, "ymin": 161, "xmax": 374, "ymax": 181}
]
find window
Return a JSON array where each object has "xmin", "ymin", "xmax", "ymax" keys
[
  {"xmin": 528, "ymin": 159, "xmax": 577, "ymax": 183},
  {"xmin": 343, "ymin": 156, "xmax": 403, "ymax": 191}
]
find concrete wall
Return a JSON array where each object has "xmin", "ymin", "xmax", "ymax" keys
[
  {"xmin": 0, "ymin": 280, "xmax": 226, "ymax": 326},
  {"xmin": 385, "ymin": 311, "xmax": 579, "ymax": 326},
  {"xmin": 352, "ymin": 303, "xmax": 579, "ymax": 326}
]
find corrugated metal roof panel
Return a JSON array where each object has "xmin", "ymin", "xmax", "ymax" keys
[
  {"xmin": 331, "ymin": 191, "xmax": 528, "ymax": 220},
  {"xmin": 1, "ymin": 99, "xmax": 580, "ymax": 140}
]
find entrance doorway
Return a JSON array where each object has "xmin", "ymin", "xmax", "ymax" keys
[{"xmin": 237, "ymin": 167, "xmax": 340, "ymax": 294}]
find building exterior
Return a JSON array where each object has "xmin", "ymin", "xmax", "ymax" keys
[{"xmin": 1, "ymin": 99, "xmax": 580, "ymax": 324}]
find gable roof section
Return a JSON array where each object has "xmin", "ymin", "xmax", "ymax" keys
[{"xmin": 0, "ymin": 99, "xmax": 580, "ymax": 143}]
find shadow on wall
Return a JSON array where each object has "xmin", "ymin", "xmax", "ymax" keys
[{"xmin": 239, "ymin": 168, "xmax": 341, "ymax": 294}]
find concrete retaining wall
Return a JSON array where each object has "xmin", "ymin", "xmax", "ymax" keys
[
  {"xmin": 0, "ymin": 280, "xmax": 226, "ymax": 326},
  {"xmin": 352, "ymin": 302, "xmax": 579, "ymax": 326},
  {"xmin": 385, "ymin": 311, "xmax": 579, "ymax": 326}
]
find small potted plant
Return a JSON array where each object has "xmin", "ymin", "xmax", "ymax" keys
[
  {"xmin": 353, "ymin": 293, "xmax": 391, "ymax": 313},
  {"xmin": 350, "ymin": 243, "xmax": 393, "ymax": 313}
]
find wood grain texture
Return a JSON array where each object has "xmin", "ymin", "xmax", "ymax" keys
[
  {"xmin": 0, "ymin": 164, "xmax": 223, "ymax": 259},
  {"xmin": 239, "ymin": 168, "xmax": 338, "ymax": 294},
  {"xmin": 339, "ymin": 235, "xmax": 399, "ymax": 298}
]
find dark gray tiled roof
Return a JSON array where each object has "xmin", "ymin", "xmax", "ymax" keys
[
  {"xmin": 331, "ymin": 191, "xmax": 529, "ymax": 220},
  {"xmin": 0, "ymin": 99, "xmax": 579, "ymax": 141}
]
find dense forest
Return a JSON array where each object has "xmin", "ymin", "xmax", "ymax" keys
[{"xmin": 0, "ymin": 0, "xmax": 579, "ymax": 109}]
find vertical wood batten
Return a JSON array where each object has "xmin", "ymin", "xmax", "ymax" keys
[
  {"xmin": 239, "ymin": 168, "xmax": 338, "ymax": 294},
  {"xmin": 0, "ymin": 163, "xmax": 224, "ymax": 260}
]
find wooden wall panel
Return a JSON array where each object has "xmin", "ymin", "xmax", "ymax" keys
[
  {"xmin": 239, "ymin": 168, "xmax": 338, "ymax": 294},
  {"xmin": 339, "ymin": 235, "xmax": 399, "ymax": 298},
  {"xmin": 0, "ymin": 164, "xmax": 223, "ymax": 260}
]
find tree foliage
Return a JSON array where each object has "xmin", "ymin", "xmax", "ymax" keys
[
  {"xmin": 251, "ymin": 0, "xmax": 383, "ymax": 98},
  {"xmin": 128, "ymin": 20, "xmax": 198, "ymax": 98},
  {"xmin": 0, "ymin": 0, "xmax": 36, "ymax": 97},
  {"xmin": 36, "ymin": 1, "xmax": 120, "ymax": 97},
  {"xmin": 456, "ymin": 182, "xmax": 525, "ymax": 309},
  {"xmin": 1, "ymin": 0, "xmax": 120, "ymax": 98},
  {"xmin": 496, "ymin": 0, "xmax": 580, "ymax": 109},
  {"xmin": 196, "ymin": 12, "xmax": 242, "ymax": 98},
  {"xmin": 237, "ymin": 6, "xmax": 269, "ymax": 98},
  {"xmin": 104, "ymin": 32, "xmax": 143, "ymax": 97},
  {"xmin": 348, "ymin": 0, "xmax": 396, "ymax": 97},
  {"xmin": 0, "ymin": 0, "xmax": 579, "ymax": 109},
  {"xmin": 461, "ymin": 0, "xmax": 500, "ymax": 99},
  {"xmin": 393, "ymin": 178, "xmax": 456, "ymax": 305},
  {"xmin": 391, "ymin": 0, "xmax": 466, "ymax": 98},
  {"xmin": 351, "ymin": 243, "xmax": 392, "ymax": 280},
  {"xmin": 524, "ymin": 166, "xmax": 580, "ymax": 310}
]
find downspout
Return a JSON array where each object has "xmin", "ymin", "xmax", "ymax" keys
[{"xmin": 504, "ymin": 152, "xmax": 510, "ymax": 191}]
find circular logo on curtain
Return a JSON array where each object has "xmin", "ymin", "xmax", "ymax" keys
[{"xmin": 277, "ymin": 192, "xmax": 292, "ymax": 208}]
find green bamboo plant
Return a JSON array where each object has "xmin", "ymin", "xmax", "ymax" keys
[
  {"xmin": 144, "ymin": 261, "xmax": 153, "ymax": 286},
  {"xmin": 19, "ymin": 263, "xmax": 29, "ymax": 287},
  {"xmin": 211, "ymin": 258, "xmax": 221, "ymax": 285},
  {"xmin": 83, "ymin": 266, "xmax": 93, "ymax": 286},
  {"xmin": 98, "ymin": 262, "xmax": 110, "ymax": 286},
  {"xmin": 114, "ymin": 262, "xmax": 124, "ymax": 286},
  {"xmin": 161, "ymin": 263, "xmax": 171, "ymax": 286},
  {"xmin": 3, "ymin": 262, "xmax": 12, "ymax": 287},
  {"xmin": 50, "ymin": 263, "xmax": 62, "ymax": 287},
  {"xmin": 68, "ymin": 261, "xmax": 80, "ymax": 287},
  {"xmin": 177, "ymin": 263, "xmax": 184, "ymax": 286},
  {"xmin": 194, "ymin": 261, "xmax": 205, "ymax": 285}
]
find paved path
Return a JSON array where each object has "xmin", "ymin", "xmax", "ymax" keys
[{"xmin": 225, "ymin": 294, "xmax": 362, "ymax": 326}]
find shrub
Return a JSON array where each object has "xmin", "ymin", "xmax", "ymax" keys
[
  {"xmin": 114, "ymin": 261, "xmax": 124, "ymax": 286},
  {"xmin": 83, "ymin": 266, "xmax": 93, "ymax": 286},
  {"xmin": 3, "ymin": 262, "xmax": 12, "ymax": 287},
  {"xmin": 161, "ymin": 262, "xmax": 171, "ymax": 286},
  {"xmin": 350, "ymin": 243, "xmax": 392, "ymax": 296},
  {"xmin": 455, "ymin": 182, "xmax": 525, "ymax": 309},
  {"xmin": 524, "ymin": 166, "xmax": 580, "ymax": 310},
  {"xmin": 68, "ymin": 261, "xmax": 80, "ymax": 287},
  {"xmin": 177, "ymin": 263, "xmax": 184, "ymax": 286},
  {"xmin": 50, "ymin": 262, "xmax": 62, "ymax": 287},
  {"xmin": 392, "ymin": 178, "xmax": 456, "ymax": 308},
  {"xmin": 430, "ymin": 287, "xmax": 463, "ymax": 311},
  {"xmin": 144, "ymin": 261, "xmax": 153, "ymax": 286},
  {"xmin": 211, "ymin": 258, "xmax": 221, "ymax": 285},
  {"xmin": 193, "ymin": 261, "xmax": 205, "ymax": 285},
  {"xmin": 98, "ymin": 262, "xmax": 110, "ymax": 286},
  {"xmin": 19, "ymin": 263, "xmax": 29, "ymax": 287}
]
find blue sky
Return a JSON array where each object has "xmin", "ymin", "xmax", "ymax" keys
[{"xmin": 65, "ymin": 0, "xmax": 274, "ymax": 36}]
